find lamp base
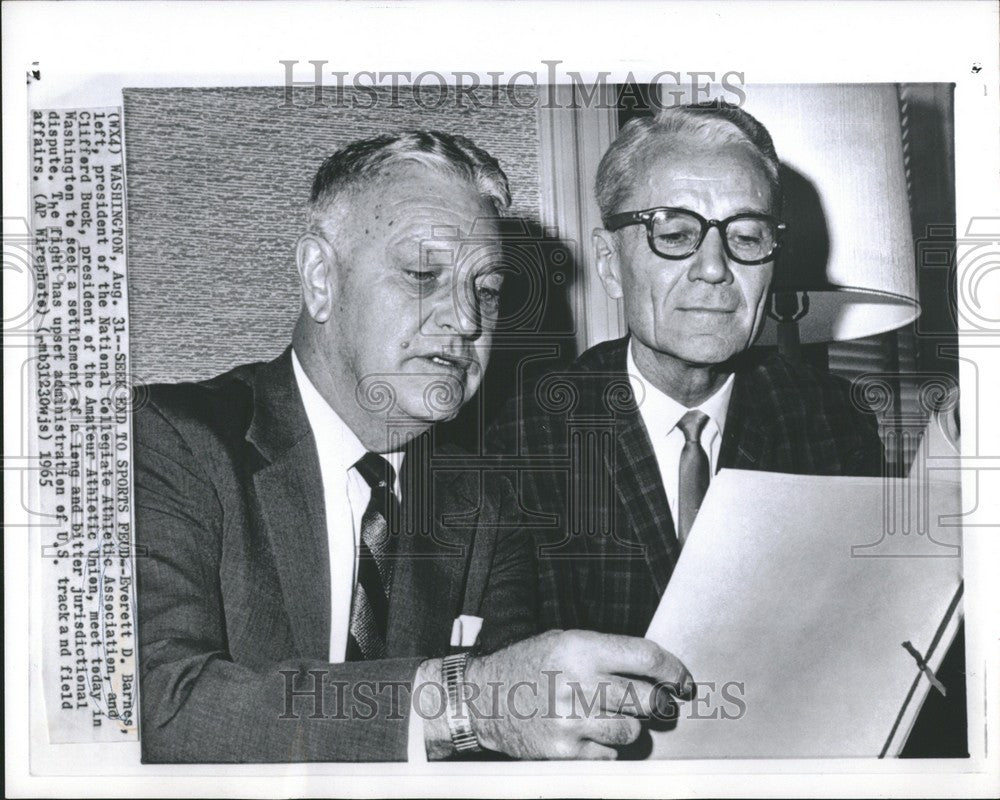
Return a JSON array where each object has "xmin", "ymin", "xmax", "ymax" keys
[
  {"xmin": 769, "ymin": 291, "xmax": 809, "ymax": 362},
  {"xmin": 776, "ymin": 320, "xmax": 801, "ymax": 362}
]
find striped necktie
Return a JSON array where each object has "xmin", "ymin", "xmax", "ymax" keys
[{"xmin": 346, "ymin": 452, "xmax": 399, "ymax": 661}]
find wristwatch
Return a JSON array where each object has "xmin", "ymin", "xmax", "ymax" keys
[{"xmin": 441, "ymin": 651, "xmax": 482, "ymax": 753}]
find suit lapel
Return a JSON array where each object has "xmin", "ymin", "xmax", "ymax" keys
[
  {"xmin": 247, "ymin": 349, "xmax": 331, "ymax": 661},
  {"xmin": 719, "ymin": 360, "xmax": 774, "ymax": 470},
  {"xmin": 609, "ymin": 402, "xmax": 680, "ymax": 596},
  {"xmin": 588, "ymin": 342, "xmax": 788, "ymax": 599},
  {"xmin": 594, "ymin": 338, "xmax": 680, "ymax": 596},
  {"xmin": 385, "ymin": 436, "xmax": 475, "ymax": 657},
  {"xmin": 246, "ymin": 357, "xmax": 477, "ymax": 661}
]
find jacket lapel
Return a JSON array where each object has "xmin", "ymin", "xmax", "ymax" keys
[
  {"xmin": 385, "ymin": 436, "xmax": 476, "ymax": 657},
  {"xmin": 247, "ymin": 349, "xmax": 331, "ymax": 661},
  {"xmin": 609, "ymin": 401, "xmax": 681, "ymax": 597},
  {"xmin": 591, "ymin": 342, "xmax": 786, "ymax": 596},
  {"xmin": 595, "ymin": 338, "xmax": 680, "ymax": 596},
  {"xmin": 719, "ymin": 360, "xmax": 774, "ymax": 470},
  {"xmin": 246, "ymin": 356, "xmax": 476, "ymax": 661}
]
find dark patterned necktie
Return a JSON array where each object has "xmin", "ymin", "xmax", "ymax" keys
[
  {"xmin": 677, "ymin": 410, "xmax": 710, "ymax": 547},
  {"xmin": 346, "ymin": 452, "xmax": 399, "ymax": 661}
]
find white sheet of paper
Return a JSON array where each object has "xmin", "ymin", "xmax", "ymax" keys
[{"xmin": 645, "ymin": 469, "xmax": 962, "ymax": 759}]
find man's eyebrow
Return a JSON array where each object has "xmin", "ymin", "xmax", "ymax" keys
[
  {"xmin": 384, "ymin": 236, "xmax": 432, "ymax": 266},
  {"xmin": 727, "ymin": 205, "xmax": 774, "ymax": 216},
  {"xmin": 475, "ymin": 265, "xmax": 504, "ymax": 280},
  {"xmin": 388, "ymin": 221, "xmax": 433, "ymax": 240},
  {"xmin": 651, "ymin": 204, "xmax": 773, "ymax": 217}
]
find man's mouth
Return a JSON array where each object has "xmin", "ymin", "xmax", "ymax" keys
[{"xmin": 422, "ymin": 352, "xmax": 475, "ymax": 373}]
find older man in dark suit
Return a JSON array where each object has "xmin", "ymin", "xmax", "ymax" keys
[
  {"xmin": 135, "ymin": 130, "xmax": 694, "ymax": 763},
  {"xmin": 487, "ymin": 104, "xmax": 885, "ymax": 636}
]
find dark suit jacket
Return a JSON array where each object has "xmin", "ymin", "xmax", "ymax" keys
[
  {"xmin": 486, "ymin": 336, "xmax": 884, "ymax": 636},
  {"xmin": 135, "ymin": 349, "xmax": 537, "ymax": 762}
]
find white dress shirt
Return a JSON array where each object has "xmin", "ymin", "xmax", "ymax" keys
[
  {"xmin": 626, "ymin": 342, "xmax": 735, "ymax": 535},
  {"xmin": 291, "ymin": 350, "xmax": 404, "ymax": 664},
  {"xmin": 291, "ymin": 352, "xmax": 430, "ymax": 761}
]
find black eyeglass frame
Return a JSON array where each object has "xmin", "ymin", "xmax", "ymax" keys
[{"xmin": 604, "ymin": 206, "xmax": 787, "ymax": 266}]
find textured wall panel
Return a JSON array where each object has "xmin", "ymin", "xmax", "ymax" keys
[{"xmin": 123, "ymin": 86, "xmax": 542, "ymax": 383}]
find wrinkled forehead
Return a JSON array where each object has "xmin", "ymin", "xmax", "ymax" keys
[
  {"xmin": 349, "ymin": 163, "xmax": 498, "ymax": 234},
  {"xmin": 628, "ymin": 131, "xmax": 775, "ymax": 209},
  {"xmin": 331, "ymin": 166, "xmax": 503, "ymax": 269}
]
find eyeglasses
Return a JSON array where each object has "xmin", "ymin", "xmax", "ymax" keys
[{"xmin": 605, "ymin": 207, "xmax": 786, "ymax": 266}]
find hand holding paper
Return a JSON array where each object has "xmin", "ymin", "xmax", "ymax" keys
[{"xmin": 466, "ymin": 630, "xmax": 695, "ymax": 759}]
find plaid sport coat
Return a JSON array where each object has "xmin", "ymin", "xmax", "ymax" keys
[{"xmin": 486, "ymin": 335, "xmax": 884, "ymax": 637}]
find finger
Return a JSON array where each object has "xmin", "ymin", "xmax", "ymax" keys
[
  {"xmin": 651, "ymin": 692, "xmax": 679, "ymax": 724},
  {"xmin": 573, "ymin": 740, "xmax": 621, "ymax": 760},
  {"xmin": 575, "ymin": 632, "xmax": 694, "ymax": 695},
  {"xmin": 601, "ymin": 677, "xmax": 659, "ymax": 718},
  {"xmin": 599, "ymin": 677, "xmax": 687, "ymax": 720},
  {"xmin": 652, "ymin": 675, "xmax": 697, "ymax": 704},
  {"xmin": 583, "ymin": 714, "xmax": 642, "ymax": 748}
]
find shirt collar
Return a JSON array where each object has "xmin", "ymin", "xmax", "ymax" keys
[
  {"xmin": 626, "ymin": 339, "xmax": 735, "ymax": 438},
  {"xmin": 291, "ymin": 349, "xmax": 404, "ymax": 480}
]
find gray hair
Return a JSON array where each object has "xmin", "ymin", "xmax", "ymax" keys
[
  {"xmin": 595, "ymin": 103, "xmax": 782, "ymax": 225},
  {"xmin": 307, "ymin": 130, "xmax": 511, "ymax": 232}
]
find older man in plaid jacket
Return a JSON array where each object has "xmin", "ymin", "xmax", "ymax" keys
[{"xmin": 487, "ymin": 103, "xmax": 885, "ymax": 637}]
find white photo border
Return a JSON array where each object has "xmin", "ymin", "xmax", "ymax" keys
[{"xmin": 4, "ymin": 1, "xmax": 999, "ymax": 797}]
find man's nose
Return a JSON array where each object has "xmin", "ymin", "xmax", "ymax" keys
[
  {"xmin": 432, "ymin": 284, "xmax": 480, "ymax": 339},
  {"xmin": 687, "ymin": 227, "xmax": 733, "ymax": 284}
]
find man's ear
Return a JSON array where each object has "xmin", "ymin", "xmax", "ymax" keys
[
  {"xmin": 593, "ymin": 228, "xmax": 624, "ymax": 300},
  {"xmin": 296, "ymin": 232, "xmax": 337, "ymax": 323}
]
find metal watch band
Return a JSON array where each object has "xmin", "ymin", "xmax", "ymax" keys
[{"xmin": 442, "ymin": 652, "xmax": 481, "ymax": 753}]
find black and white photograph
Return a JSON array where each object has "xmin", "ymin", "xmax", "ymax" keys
[{"xmin": 4, "ymin": 1, "xmax": 999, "ymax": 797}]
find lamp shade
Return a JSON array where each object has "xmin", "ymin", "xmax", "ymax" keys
[{"xmin": 738, "ymin": 84, "xmax": 920, "ymax": 345}]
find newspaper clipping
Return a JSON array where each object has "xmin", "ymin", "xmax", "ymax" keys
[
  {"xmin": 4, "ymin": 2, "xmax": 999, "ymax": 799},
  {"xmin": 32, "ymin": 107, "xmax": 137, "ymax": 743}
]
